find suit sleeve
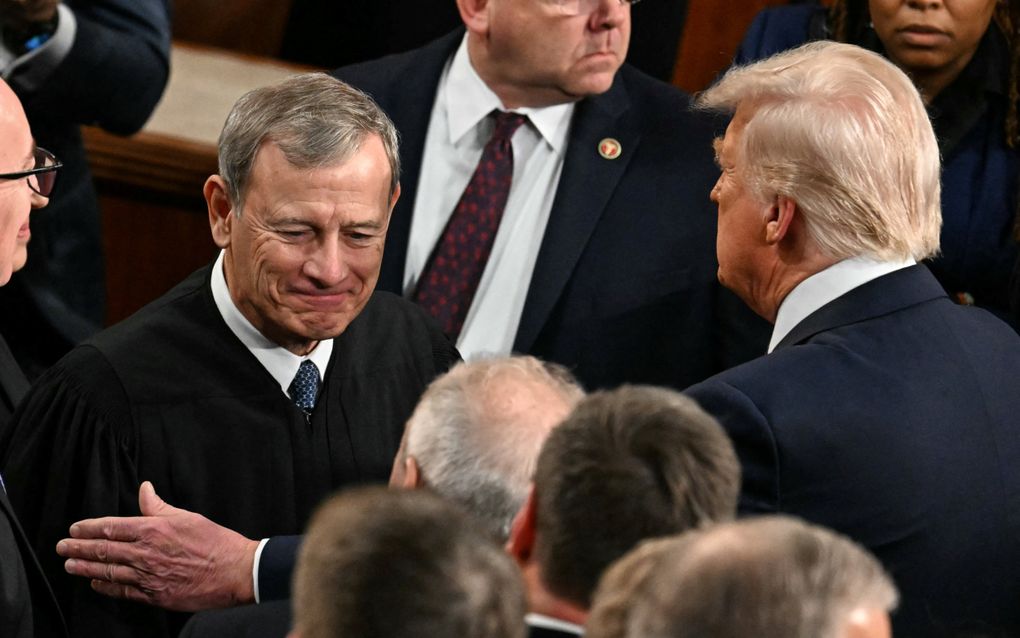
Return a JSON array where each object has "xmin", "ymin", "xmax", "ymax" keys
[
  {"xmin": 0, "ymin": 346, "xmax": 159, "ymax": 637},
  {"xmin": 684, "ymin": 378, "xmax": 782, "ymax": 515},
  {"xmin": 8, "ymin": 0, "xmax": 171, "ymax": 134},
  {"xmin": 257, "ymin": 535, "xmax": 303, "ymax": 602}
]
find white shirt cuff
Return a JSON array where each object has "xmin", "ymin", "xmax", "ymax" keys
[{"xmin": 251, "ymin": 537, "xmax": 270, "ymax": 604}]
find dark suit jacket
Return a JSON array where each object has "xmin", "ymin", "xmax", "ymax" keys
[
  {"xmin": 0, "ymin": 336, "xmax": 67, "ymax": 638},
  {"xmin": 685, "ymin": 265, "xmax": 1020, "ymax": 638},
  {"xmin": 179, "ymin": 600, "xmax": 291, "ymax": 638},
  {"xmin": 332, "ymin": 30, "xmax": 769, "ymax": 392}
]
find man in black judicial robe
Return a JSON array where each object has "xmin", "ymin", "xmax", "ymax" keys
[{"xmin": 0, "ymin": 73, "xmax": 457, "ymax": 638}]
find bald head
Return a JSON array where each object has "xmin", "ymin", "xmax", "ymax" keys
[
  {"xmin": 589, "ymin": 516, "xmax": 897, "ymax": 638},
  {"xmin": 0, "ymin": 78, "xmax": 47, "ymax": 285},
  {"xmin": 389, "ymin": 356, "xmax": 584, "ymax": 541}
]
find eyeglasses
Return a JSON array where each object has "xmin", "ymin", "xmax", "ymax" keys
[
  {"xmin": 0, "ymin": 146, "xmax": 62, "ymax": 197},
  {"xmin": 545, "ymin": 0, "xmax": 641, "ymax": 17}
]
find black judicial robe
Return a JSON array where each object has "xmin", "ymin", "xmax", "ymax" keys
[
  {"xmin": 0, "ymin": 265, "xmax": 458, "ymax": 638},
  {"xmin": 0, "ymin": 334, "xmax": 68, "ymax": 638}
]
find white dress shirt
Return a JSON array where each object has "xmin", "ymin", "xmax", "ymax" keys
[
  {"xmin": 769, "ymin": 256, "xmax": 916, "ymax": 353},
  {"xmin": 210, "ymin": 250, "xmax": 334, "ymax": 601},
  {"xmin": 406, "ymin": 34, "xmax": 575, "ymax": 360}
]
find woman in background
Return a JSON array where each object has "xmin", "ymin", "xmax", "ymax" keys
[{"xmin": 736, "ymin": 0, "xmax": 1019, "ymax": 328}]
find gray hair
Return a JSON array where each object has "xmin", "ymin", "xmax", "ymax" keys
[
  {"xmin": 217, "ymin": 72, "xmax": 400, "ymax": 211},
  {"xmin": 698, "ymin": 41, "xmax": 941, "ymax": 262},
  {"xmin": 597, "ymin": 516, "xmax": 898, "ymax": 638},
  {"xmin": 404, "ymin": 356, "xmax": 584, "ymax": 541}
]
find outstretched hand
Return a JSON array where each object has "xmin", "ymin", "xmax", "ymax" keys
[{"xmin": 56, "ymin": 481, "xmax": 260, "ymax": 612}]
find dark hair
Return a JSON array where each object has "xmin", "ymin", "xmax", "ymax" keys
[
  {"xmin": 292, "ymin": 487, "xmax": 526, "ymax": 638},
  {"xmin": 828, "ymin": 0, "xmax": 1019, "ymax": 149},
  {"xmin": 532, "ymin": 385, "xmax": 740, "ymax": 607}
]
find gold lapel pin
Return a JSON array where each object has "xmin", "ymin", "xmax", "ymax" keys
[{"xmin": 598, "ymin": 138, "xmax": 622, "ymax": 160}]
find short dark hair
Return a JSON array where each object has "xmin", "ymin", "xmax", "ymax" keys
[
  {"xmin": 292, "ymin": 487, "xmax": 526, "ymax": 638},
  {"xmin": 532, "ymin": 385, "xmax": 740, "ymax": 607},
  {"xmin": 602, "ymin": 516, "xmax": 897, "ymax": 638}
]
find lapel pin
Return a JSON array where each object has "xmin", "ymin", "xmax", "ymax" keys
[{"xmin": 598, "ymin": 138, "xmax": 621, "ymax": 160}]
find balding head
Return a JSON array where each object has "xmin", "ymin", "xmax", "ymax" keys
[
  {"xmin": 389, "ymin": 356, "xmax": 584, "ymax": 540},
  {"xmin": 0, "ymin": 78, "xmax": 49, "ymax": 285},
  {"xmin": 588, "ymin": 516, "xmax": 897, "ymax": 638}
]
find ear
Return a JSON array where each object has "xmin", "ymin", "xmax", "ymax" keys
[
  {"xmin": 404, "ymin": 455, "xmax": 423, "ymax": 489},
  {"xmin": 205, "ymin": 175, "xmax": 235, "ymax": 249},
  {"xmin": 506, "ymin": 485, "xmax": 538, "ymax": 565},
  {"xmin": 388, "ymin": 182, "xmax": 401, "ymax": 213},
  {"xmin": 456, "ymin": 0, "xmax": 490, "ymax": 35},
  {"xmin": 764, "ymin": 195, "xmax": 797, "ymax": 245}
]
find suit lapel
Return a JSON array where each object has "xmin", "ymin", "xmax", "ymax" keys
[
  {"xmin": 775, "ymin": 265, "xmax": 949, "ymax": 350},
  {"xmin": 376, "ymin": 31, "xmax": 463, "ymax": 294},
  {"xmin": 514, "ymin": 72, "xmax": 639, "ymax": 353}
]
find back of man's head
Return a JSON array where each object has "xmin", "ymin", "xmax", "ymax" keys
[
  {"xmin": 290, "ymin": 486, "xmax": 527, "ymax": 638},
  {"xmin": 590, "ymin": 516, "xmax": 897, "ymax": 638},
  {"xmin": 531, "ymin": 385, "xmax": 740, "ymax": 608},
  {"xmin": 392, "ymin": 355, "xmax": 584, "ymax": 541},
  {"xmin": 697, "ymin": 40, "xmax": 941, "ymax": 263}
]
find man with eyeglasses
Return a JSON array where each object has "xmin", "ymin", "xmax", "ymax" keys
[
  {"xmin": 0, "ymin": 76, "xmax": 66, "ymax": 638},
  {"xmin": 332, "ymin": 0, "xmax": 769, "ymax": 392},
  {"xmin": 0, "ymin": 0, "xmax": 171, "ymax": 379}
]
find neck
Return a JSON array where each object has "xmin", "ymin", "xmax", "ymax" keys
[
  {"xmin": 520, "ymin": 561, "xmax": 588, "ymax": 627},
  {"xmin": 752, "ymin": 254, "xmax": 838, "ymax": 324}
]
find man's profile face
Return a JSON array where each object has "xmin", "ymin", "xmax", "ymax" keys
[
  {"xmin": 710, "ymin": 104, "xmax": 770, "ymax": 316},
  {"xmin": 215, "ymin": 135, "xmax": 396, "ymax": 355},
  {"xmin": 0, "ymin": 81, "xmax": 46, "ymax": 286},
  {"xmin": 482, "ymin": 0, "xmax": 630, "ymax": 107}
]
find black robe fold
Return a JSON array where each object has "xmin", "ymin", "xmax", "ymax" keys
[{"xmin": 0, "ymin": 265, "xmax": 458, "ymax": 638}]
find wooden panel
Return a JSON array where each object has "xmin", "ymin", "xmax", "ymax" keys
[
  {"xmin": 172, "ymin": 0, "xmax": 295, "ymax": 57},
  {"xmin": 99, "ymin": 191, "xmax": 218, "ymax": 325},
  {"xmin": 84, "ymin": 126, "xmax": 219, "ymax": 324},
  {"xmin": 672, "ymin": 0, "xmax": 789, "ymax": 93}
]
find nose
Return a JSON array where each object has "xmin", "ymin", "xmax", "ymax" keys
[
  {"xmin": 590, "ymin": 0, "xmax": 628, "ymax": 30},
  {"xmin": 710, "ymin": 176, "xmax": 722, "ymax": 204},
  {"xmin": 905, "ymin": 0, "xmax": 942, "ymax": 9},
  {"xmin": 303, "ymin": 239, "xmax": 349, "ymax": 287},
  {"xmin": 30, "ymin": 188, "xmax": 48, "ymax": 210}
]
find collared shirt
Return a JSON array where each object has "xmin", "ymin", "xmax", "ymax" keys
[
  {"xmin": 406, "ymin": 34, "xmax": 575, "ymax": 359},
  {"xmin": 526, "ymin": 612, "xmax": 585, "ymax": 636},
  {"xmin": 768, "ymin": 256, "xmax": 915, "ymax": 353},
  {"xmin": 0, "ymin": 4, "xmax": 76, "ymax": 91},
  {"xmin": 210, "ymin": 250, "xmax": 333, "ymax": 396},
  {"xmin": 211, "ymin": 250, "xmax": 334, "ymax": 602}
]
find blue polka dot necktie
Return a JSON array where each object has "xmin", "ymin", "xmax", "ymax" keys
[
  {"xmin": 413, "ymin": 110, "xmax": 528, "ymax": 340},
  {"xmin": 288, "ymin": 360, "xmax": 320, "ymax": 414}
]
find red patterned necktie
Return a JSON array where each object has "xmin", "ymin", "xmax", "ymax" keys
[{"xmin": 413, "ymin": 110, "xmax": 528, "ymax": 339}]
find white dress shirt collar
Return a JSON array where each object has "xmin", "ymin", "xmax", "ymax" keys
[
  {"xmin": 210, "ymin": 251, "xmax": 334, "ymax": 396},
  {"xmin": 768, "ymin": 256, "xmax": 915, "ymax": 353},
  {"xmin": 526, "ymin": 613, "xmax": 585, "ymax": 636},
  {"xmin": 444, "ymin": 34, "xmax": 574, "ymax": 153}
]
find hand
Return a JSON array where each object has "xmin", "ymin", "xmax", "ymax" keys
[
  {"xmin": 55, "ymin": 481, "xmax": 260, "ymax": 612},
  {"xmin": 0, "ymin": 0, "xmax": 59, "ymax": 28}
]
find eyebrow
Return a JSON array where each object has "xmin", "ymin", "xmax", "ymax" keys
[
  {"xmin": 712, "ymin": 137, "xmax": 724, "ymax": 165},
  {"xmin": 344, "ymin": 220, "xmax": 384, "ymax": 231}
]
